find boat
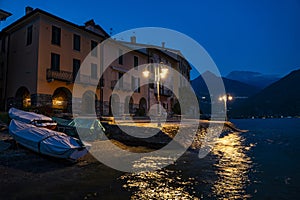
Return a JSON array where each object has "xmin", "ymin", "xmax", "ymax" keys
[
  {"xmin": 9, "ymin": 119, "xmax": 90, "ymax": 160},
  {"xmin": 9, "ymin": 107, "xmax": 57, "ymax": 130},
  {"xmin": 52, "ymin": 116, "xmax": 106, "ymax": 140}
]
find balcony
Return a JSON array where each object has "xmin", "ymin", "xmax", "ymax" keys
[
  {"xmin": 47, "ymin": 69, "xmax": 73, "ymax": 82},
  {"xmin": 154, "ymin": 85, "xmax": 173, "ymax": 97},
  {"xmin": 111, "ymin": 80, "xmax": 132, "ymax": 91},
  {"xmin": 78, "ymin": 74, "xmax": 98, "ymax": 85},
  {"xmin": 75, "ymin": 75, "xmax": 104, "ymax": 89}
]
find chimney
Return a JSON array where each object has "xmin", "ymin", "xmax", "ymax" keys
[
  {"xmin": 130, "ymin": 36, "xmax": 136, "ymax": 43},
  {"xmin": 85, "ymin": 19, "xmax": 95, "ymax": 27},
  {"xmin": 162, "ymin": 42, "xmax": 165, "ymax": 48},
  {"xmin": 25, "ymin": 6, "xmax": 33, "ymax": 15}
]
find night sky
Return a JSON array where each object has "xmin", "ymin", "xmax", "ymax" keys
[{"xmin": 1, "ymin": 0, "xmax": 299, "ymax": 79}]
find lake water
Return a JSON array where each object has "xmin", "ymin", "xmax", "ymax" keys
[
  {"xmin": 2, "ymin": 118, "xmax": 299, "ymax": 199},
  {"xmin": 117, "ymin": 118, "xmax": 300, "ymax": 199}
]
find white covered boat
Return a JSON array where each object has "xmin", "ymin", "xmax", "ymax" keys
[
  {"xmin": 8, "ymin": 108, "xmax": 57, "ymax": 130},
  {"xmin": 9, "ymin": 119, "xmax": 90, "ymax": 160}
]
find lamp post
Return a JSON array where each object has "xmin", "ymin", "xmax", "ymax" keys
[
  {"xmin": 219, "ymin": 94, "xmax": 233, "ymax": 121},
  {"xmin": 143, "ymin": 62, "xmax": 168, "ymax": 127}
]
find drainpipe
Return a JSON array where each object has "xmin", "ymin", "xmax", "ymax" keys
[
  {"xmin": 147, "ymin": 50, "xmax": 150, "ymax": 112},
  {"xmin": 4, "ymin": 33, "xmax": 10, "ymax": 111},
  {"xmin": 100, "ymin": 40, "xmax": 104, "ymax": 117}
]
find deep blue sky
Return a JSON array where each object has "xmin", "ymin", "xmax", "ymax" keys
[{"xmin": 1, "ymin": 0, "xmax": 300, "ymax": 79}]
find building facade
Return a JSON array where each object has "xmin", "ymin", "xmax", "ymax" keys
[{"xmin": 0, "ymin": 7, "xmax": 191, "ymax": 118}]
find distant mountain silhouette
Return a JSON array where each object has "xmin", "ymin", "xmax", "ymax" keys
[
  {"xmin": 226, "ymin": 70, "xmax": 280, "ymax": 89},
  {"xmin": 231, "ymin": 69, "xmax": 300, "ymax": 118},
  {"xmin": 191, "ymin": 71, "xmax": 260, "ymax": 97},
  {"xmin": 191, "ymin": 71, "xmax": 261, "ymax": 114}
]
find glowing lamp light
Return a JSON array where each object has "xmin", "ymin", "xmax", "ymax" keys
[
  {"xmin": 143, "ymin": 70, "xmax": 150, "ymax": 78},
  {"xmin": 161, "ymin": 68, "xmax": 168, "ymax": 75}
]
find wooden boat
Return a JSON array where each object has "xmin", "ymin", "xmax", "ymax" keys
[
  {"xmin": 8, "ymin": 108, "xmax": 57, "ymax": 130},
  {"xmin": 9, "ymin": 119, "xmax": 90, "ymax": 160}
]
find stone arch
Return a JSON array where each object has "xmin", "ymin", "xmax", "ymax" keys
[
  {"xmin": 82, "ymin": 90, "xmax": 98, "ymax": 114},
  {"xmin": 109, "ymin": 94, "xmax": 120, "ymax": 116},
  {"xmin": 124, "ymin": 96, "xmax": 134, "ymax": 114},
  {"xmin": 52, "ymin": 87, "xmax": 72, "ymax": 112},
  {"xmin": 170, "ymin": 98, "xmax": 174, "ymax": 110},
  {"xmin": 15, "ymin": 87, "xmax": 31, "ymax": 109},
  {"xmin": 138, "ymin": 97, "xmax": 147, "ymax": 116}
]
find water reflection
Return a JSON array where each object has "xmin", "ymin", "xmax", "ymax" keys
[
  {"xmin": 212, "ymin": 133, "xmax": 253, "ymax": 199},
  {"xmin": 120, "ymin": 156, "xmax": 198, "ymax": 199},
  {"xmin": 120, "ymin": 132, "xmax": 253, "ymax": 199}
]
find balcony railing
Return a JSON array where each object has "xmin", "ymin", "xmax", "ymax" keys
[
  {"xmin": 47, "ymin": 69, "xmax": 73, "ymax": 82},
  {"xmin": 111, "ymin": 80, "xmax": 132, "ymax": 91},
  {"xmin": 78, "ymin": 74, "xmax": 99, "ymax": 86},
  {"xmin": 154, "ymin": 85, "xmax": 173, "ymax": 97},
  {"xmin": 47, "ymin": 69, "xmax": 104, "ymax": 89},
  {"xmin": 75, "ymin": 74, "xmax": 104, "ymax": 89}
]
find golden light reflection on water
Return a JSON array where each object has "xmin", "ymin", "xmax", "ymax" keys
[
  {"xmin": 120, "ymin": 131, "xmax": 254, "ymax": 199},
  {"xmin": 120, "ymin": 156, "xmax": 199, "ymax": 199},
  {"xmin": 212, "ymin": 133, "xmax": 253, "ymax": 199}
]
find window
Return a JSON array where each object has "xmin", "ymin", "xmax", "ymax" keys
[
  {"xmin": 26, "ymin": 25, "xmax": 33, "ymax": 45},
  {"xmin": 150, "ymin": 64, "xmax": 154, "ymax": 73},
  {"xmin": 73, "ymin": 59, "xmax": 80, "ymax": 81},
  {"xmin": 132, "ymin": 76, "xmax": 140, "ymax": 93},
  {"xmin": 118, "ymin": 49, "xmax": 123, "ymax": 65},
  {"xmin": 134, "ymin": 56, "xmax": 138, "ymax": 69},
  {"xmin": 91, "ymin": 63, "xmax": 97, "ymax": 79},
  {"xmin": 51, "ymin": 26, "xmax": 61, "ymax": 45},
  {"xmin": 91, "ymin": 40, "xmax": 98, "ymax": 57},
  {"xmin": 51, "ymin": 53, "xmax": 60, "ymax": 71},
  {"xmin": 118, "ymin": 72, "xmax": 123, "ymax": 88},
  {"xmin": 73, "ymin": 34, "xmax": 80, "ymax": 51}
]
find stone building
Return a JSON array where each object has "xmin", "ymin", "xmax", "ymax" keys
[{"xmin": 0, "ymin": 7, "xmax": 191, "ymax": 117}]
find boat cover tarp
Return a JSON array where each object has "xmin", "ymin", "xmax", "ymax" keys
[
  {"xmin": 9, "ymin": 119, "xmax": 90, "ymax": 160},
  {"xmin": 9, "ymin": 108, "xmax": 57, "ymax": 127},
  {"xmin": 53, "ymin": 117, "xmax": 105, "ymax": 140}
]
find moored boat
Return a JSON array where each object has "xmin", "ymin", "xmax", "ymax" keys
[
  {"xmin": 9, "ymin": 119, "xmax": 90, "ymax": 160},
  {"xmin": 8, "ymin": 108, "xmax": 57, "ymax": 130}
]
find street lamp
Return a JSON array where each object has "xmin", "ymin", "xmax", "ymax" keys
[
  {"xmin": 143, "ymin": 62, "xmax": 168, "ymax": 127},
  {"xmin": 219, "ymin": 94, "xmax": 233, "ymax": 121}
]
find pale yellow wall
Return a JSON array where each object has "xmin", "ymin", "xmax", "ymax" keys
[
  {"xmin": 3, "ymin": 11, "xmax": 190, "ymax": 113},
  {"xmin": 36, "ymin": 14, "xmax": 104, "ymax": 98}
]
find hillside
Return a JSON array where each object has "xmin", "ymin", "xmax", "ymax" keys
[
  {"xmin": 191, "ymin": 71, "xmax": 261, "ymax": 115},
  {"xmin": 226, "ymin": 71, "xmax": 280, "ymax": 89},
  {"xmin": 231, "ymin": 69, "xmax": 300, "ymax": 118},
  {"xmin": 191, "ymin": 71, "xmax": 261, "ymax": 98}
]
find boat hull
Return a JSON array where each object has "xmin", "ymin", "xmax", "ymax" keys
[{"xmin": 9, "ymin": 119, "xmax": 90, "ymax": 160}]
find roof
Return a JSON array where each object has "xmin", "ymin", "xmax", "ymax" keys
[
  {"xmin": 120, "ymin": 41, "xmax": 192, "ymax": 69},
  {"xmin": 1, "ymin": 8, "xmax": 109, "ymax": 38},
  {"xmin": 120, "ymin": 41, "xmax": 180, "ymax": 63},
  {"xmin": 0, "ymin": 9, "xmax": 12, "ymax": 21}
]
